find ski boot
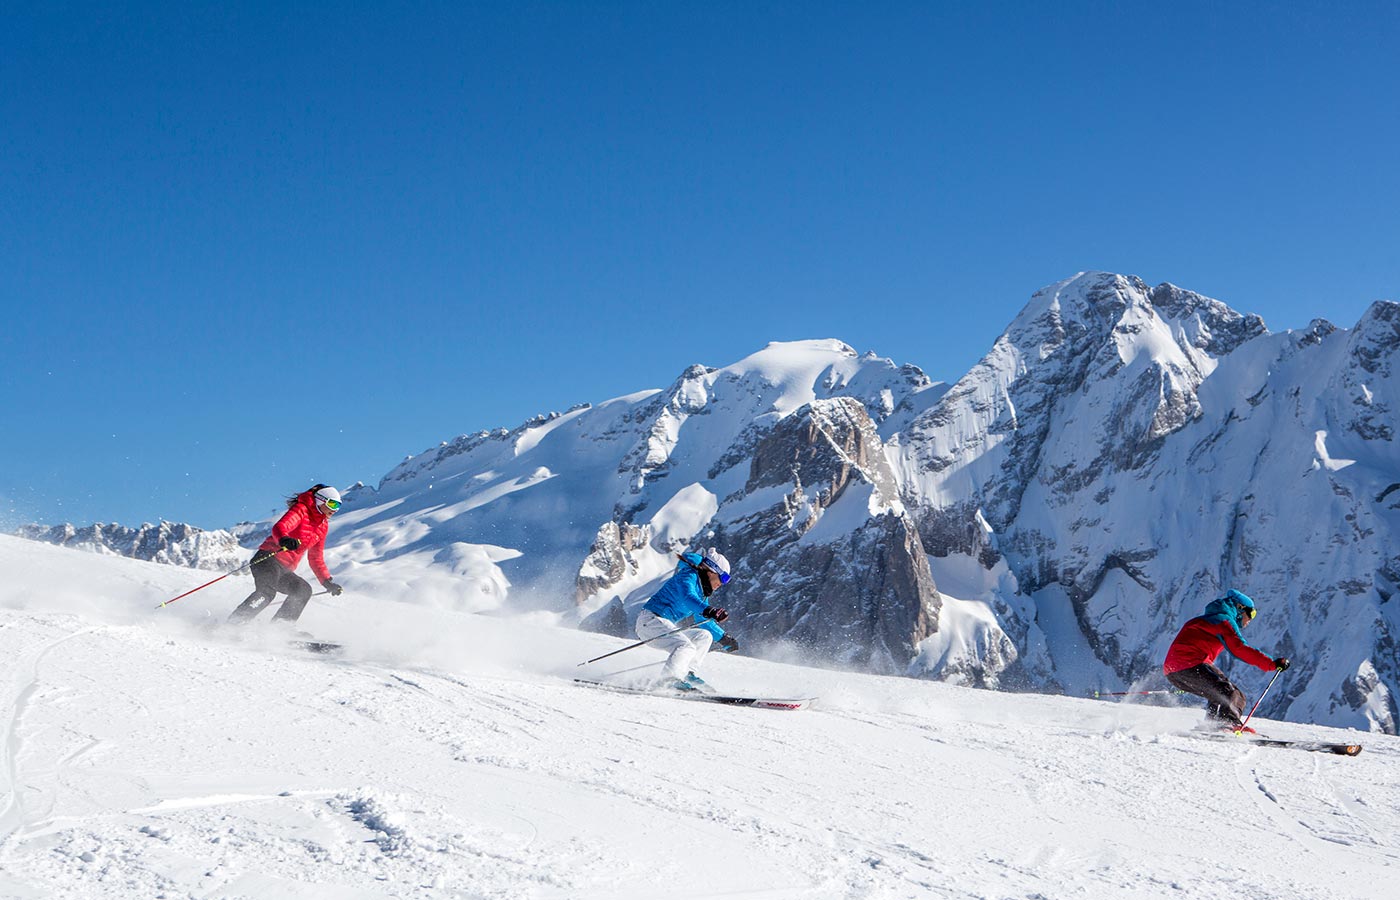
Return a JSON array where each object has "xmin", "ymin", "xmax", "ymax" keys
[{"xmin": 683, "ymin": 672, "xmax": 716, "ymax": 694}]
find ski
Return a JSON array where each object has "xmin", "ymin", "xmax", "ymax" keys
[
  {"xmin": 1184, "ymin": 731, "xmax": 1362, "ymax": 756},
  {"xmin": 574, "ymin": 678, "xmax": 813, "ymax": 711}
]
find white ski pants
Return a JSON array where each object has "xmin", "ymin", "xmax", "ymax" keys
[{"xmin": 635, "ymin": 609, "xmax": 713, "ymax": 681}]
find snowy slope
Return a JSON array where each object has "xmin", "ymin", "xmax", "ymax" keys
[{"xmin": 3, "ymin": 538, "xmax": 1399, "ymax": 900}]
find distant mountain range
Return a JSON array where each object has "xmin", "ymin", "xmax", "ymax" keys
[
  {"xmin": 15, "ymin": 520, "xmax": 258, "ymax": 571},
  {"xmin": 20, "ymin": 272, "xmax": 1400, "ymax": 732}
]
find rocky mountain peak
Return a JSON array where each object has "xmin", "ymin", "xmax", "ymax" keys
[{"xmin": 1349, "ymin": 300, "xmax": 1400, "ymax": 376}]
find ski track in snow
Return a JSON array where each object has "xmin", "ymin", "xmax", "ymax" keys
[
  {"xmin": 2, "ymin": 536, "xmax": 1399, "ymax": 899},
  {"xmin": 1, "ymin": 625, "xmax": 99, "ymax": 848}
]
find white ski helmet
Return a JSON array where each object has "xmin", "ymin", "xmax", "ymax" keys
[
  {"xmin": 314, "ymin": 486, "xmax": 342, "ymax": 516},
  {"xmin": 701, "ymin": 548, "xmax": 731, "ymax": 584}
]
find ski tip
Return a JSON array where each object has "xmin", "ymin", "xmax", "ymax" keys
[
  {"xmin": 753, "ymin": 698, "xmax": 815, "ymax": 711},
  {"xmin": 1340, "ymin": 744, "xmax": 1363, "ymax": 756}
]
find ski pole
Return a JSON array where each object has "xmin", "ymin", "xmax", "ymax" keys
[
  {"xmin": 577, "ymin": 616, "xmax": 713, "ymax": 666},
  {"xmin": 155, "ymin": 551, "xmax": 275, "ymax": 609},
  {"xmin": 1092, "ymin": 689, "xmax": 1188, "ymax": 698},
  {"xmin": 1238, "ymin": 668, "xmax": 1283, "ymax": 733}
]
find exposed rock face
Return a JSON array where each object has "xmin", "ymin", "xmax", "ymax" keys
[
  {"xmin": 711, "ymin": 398, "xmax": 940, "ymax": 670},
  {"xmin": 569, "ymin": 394, "xmax": 945, "ymax": 672},
  {"xmin": 574, "ymin": 521, "xmax": 654, "ymax": 606},
  {"xmin": 15, "ymin": 521, "xmax": 254, "ymax": 570}
]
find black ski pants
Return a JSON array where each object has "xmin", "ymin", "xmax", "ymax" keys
[
  {"xmin": 228, "ymin": 553, "xmax": 313, "ymax": 624},
  {"xmin": 1166, "ymin": 663, "xmax": 1247, "ymax": 726}
]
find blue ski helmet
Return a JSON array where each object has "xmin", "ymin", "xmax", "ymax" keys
[{"xmin": 1221, "ymin": 589, "xmax": 1257, "ymax": 622}]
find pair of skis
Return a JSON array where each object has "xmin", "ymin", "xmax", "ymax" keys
[
  {"xmin": 574, "ymin": 678, "xmax": 814, "ymax": 711},
  {"xmin": 1184, "ymin": 729, "xmax": 1363, "ymax": 756}
]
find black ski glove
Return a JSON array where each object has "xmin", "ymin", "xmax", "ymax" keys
[
  {"xmin": 702, "ymin": 606, "xmax": 729, "ymax": 623},
  {"xmin": 323, "ymin": 580, "xmax": 344, "ymax": 597},
  {"xmin": 1273, "ymin": 657, "xmax": 1290, "ymax": 671},
  {"xmin": 717, "ymin": 635, "xmax": 740, "ymax": 653},
  {"xmin": 279, "ymin": 536, "xmax": 300, "ymax": 552}
]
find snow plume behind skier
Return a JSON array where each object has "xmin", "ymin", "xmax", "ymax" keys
[
  {"xmin": 635, "ymin": 548, "xmax": 737, "ymax": 692},
  {"xmin": 1162, "ymin": 589, "xmax": 1290, "ymax": 732},
  {"xmin": 228, "ymin": 485, "xmax": 345, "ymax": 626}
]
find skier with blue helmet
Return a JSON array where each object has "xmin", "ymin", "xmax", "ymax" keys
[
  {"xmin": 635, "ymin": 548, "xmax": 739, "ymax": 692},
  {"xmin": 1163, "ymin": 589, "xmax": 1290, "ymax": 732}
]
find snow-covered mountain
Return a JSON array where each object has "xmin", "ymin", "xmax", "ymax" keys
[
  {"xmin": 24, "ymin": 273, "xmax": 1399, "ymax": 734},
  {"xmin": 889, "ymin": 273, "xmax": 1400, "ymax": 733},
  {"xmin": 323, "ymin": 275, "xmax": 1398, "ymax": 732},
  {"xmin": 14, "ymin": 520, "xmax": 258, "ymax": 571},
  {"xmin": 2, "ymin": 536, "xmax": 1396, "ymax": 900},
  {"xmin": 329, "ymin": 339, "xmax": 953, "ymax": 672}
]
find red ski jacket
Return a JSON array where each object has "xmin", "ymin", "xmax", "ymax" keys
[
  {"xmin": 1163, "ymin": 615, "xmax": 1274, "ymax": 675},
  {"xmin": 258, "ymin": 490, "xmax": 332, "ymax": 583}
]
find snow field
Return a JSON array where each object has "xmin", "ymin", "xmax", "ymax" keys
[{"xmin": 2, "ymin": 536, "xmax": 1399, "ymax": 899}]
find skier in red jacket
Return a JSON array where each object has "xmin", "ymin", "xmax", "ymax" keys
[
  {"xmin": 228, "ymin": 484, "xmax": 344, "ymax": 625},
  {"xmin": 1163, "ymin": 589, "xmax": 1290, "ymax": 732}
]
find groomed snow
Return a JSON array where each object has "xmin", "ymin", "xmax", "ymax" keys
[{"xmin": 2, "ymin": 535, "xmax": 1398, "ymax": 899}]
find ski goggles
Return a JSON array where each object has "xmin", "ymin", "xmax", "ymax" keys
[
  {"xmin": 319, "ymin": 497, "xmax": 342, "ymax": 512},
  {"xmin": 702, "ymin": 557, "xmax": 731, "ymax": 584},
  {"xmin": 1239, "ymin": 605, "xmax": 1256, "ymax": 621}
]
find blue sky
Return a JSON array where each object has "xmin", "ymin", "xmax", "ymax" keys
[{"xmin": 3, "ymin": 1, "xmax": 1397, "ymax": 530}]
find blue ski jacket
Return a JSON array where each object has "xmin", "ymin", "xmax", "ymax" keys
[{"xmin": 643, "ymin": 553, "xmax": 726, "ymax": 641}]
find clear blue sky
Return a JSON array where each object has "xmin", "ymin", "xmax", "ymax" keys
[{"xmin": 3, "ymin": 1, "xmax": 1397, "ymax": 530}]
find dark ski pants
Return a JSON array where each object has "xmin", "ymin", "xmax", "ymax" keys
[
  {"xmin": 1166, "ymin": 663, "xmax": 1246, "ymax": 726},
  {"xmin": 228, "ymin": 554, "xmax": 313, "ymax": 624}
]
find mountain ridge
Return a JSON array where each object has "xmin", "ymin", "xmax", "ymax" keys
[{"xmin": 18, "ymin": 273, "xmax": 1400, "ymax": 732}]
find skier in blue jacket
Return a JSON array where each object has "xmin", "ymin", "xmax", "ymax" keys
[{"xmin": 636, "ymin": 548, "xmax": 738, "ymax": 691}]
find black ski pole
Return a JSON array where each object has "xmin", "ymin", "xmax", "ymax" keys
[
  {"xmin": 1238, "ymin": 668, "xmax": 1283, "ymax": 733},
  {"xmin": 577, "ymin": 615, "xmax": 713, "ymax": 666},
  {"xmin": 156, "ymin": 551, "xmax": 275, "ymax": 610}
]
